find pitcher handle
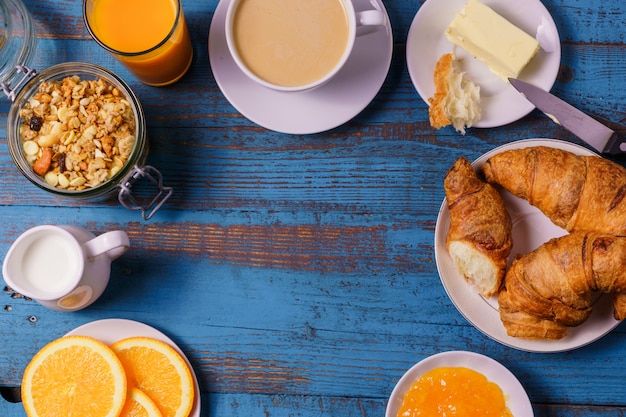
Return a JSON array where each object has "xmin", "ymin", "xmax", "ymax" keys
[{"xmin": 83, "ymin": 230, "xmax": 130, "ymax": 260}]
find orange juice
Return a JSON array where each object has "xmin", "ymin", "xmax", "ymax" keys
[{"xmin": 84, "ymin": 0, "xmax": 193, "ymax": 86}]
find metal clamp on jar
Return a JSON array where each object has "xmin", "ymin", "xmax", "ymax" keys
[
  {"xmin": 1, "ymin": 0, "xmax": 173, "ymax": 220},
  {"xmin": 0, "ymin": 0, "xmax": 36, "ymax": 101}
]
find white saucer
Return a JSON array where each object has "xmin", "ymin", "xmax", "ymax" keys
[
  {"xmin": 208, "ymin": 0, "xmax": 393, "ymax": 134},
  {"xmin": 66, "ymin": 318, "xmax": 201, "ymax": 417},
  {"xmin": 434, "ymin": 139, "xmax": 621, "ymax": 352},
  {"xmin": 386, "ymin": 351, "xmax": 533, "ymax": 417},
  {"xmin": 407, "ymin": 0, "xmax": 561, "ymax": 128}
]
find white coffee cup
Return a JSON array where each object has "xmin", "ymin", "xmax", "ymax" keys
[
  {"xmin": 225, "ymin": 0, "xmax": 387, "ymax": 92},
  {"xmin": 2, "ymin": 225, "xmax": 130, "ymax": 311}
]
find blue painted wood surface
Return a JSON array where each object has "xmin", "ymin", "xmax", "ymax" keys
[{"xmin": 2, "ymin": 0, "xmax": 626, "ymax": 416}]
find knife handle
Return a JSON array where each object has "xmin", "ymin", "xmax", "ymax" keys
[{"xmin": 603, "ymin": 132, "xmax": 626, "ymax": 155}]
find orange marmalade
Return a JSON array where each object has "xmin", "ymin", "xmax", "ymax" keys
[{"xmin": 397, "ymin": 367, "xmax": 513, "ymax": 417}]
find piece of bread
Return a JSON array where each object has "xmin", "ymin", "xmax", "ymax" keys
[
  {"xmin": 482, "ymin": 146, "xmax": 626, "ymax": 235},
  {"xmin": 498, "ymin": 231, "xmax": 626, "ymax": 339},
  {"xmin": 444, "ymin": 157, "xmax": 512, "ymax": 297},
  {"xmin": 428, "ymin": 53, "xmax": 481, "ymax": 135}
]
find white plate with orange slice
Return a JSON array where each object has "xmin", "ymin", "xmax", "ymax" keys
[{"xmin": 66, "ymin": 318, "xmax": 201, "ymax": 417}]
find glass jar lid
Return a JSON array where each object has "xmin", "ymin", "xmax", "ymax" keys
[{"xmin": 0, "ymin": 0, "xmax": 36, "ymax": 97}]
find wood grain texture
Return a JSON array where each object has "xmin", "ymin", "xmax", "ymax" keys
[{"xmin": 2, "ymin": 0, "xmax": 626, "ymax": 416}]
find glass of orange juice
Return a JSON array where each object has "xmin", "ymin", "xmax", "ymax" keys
[{"xmin": 83, "ymin": 0, "xmax": 193, "ymax": 86}]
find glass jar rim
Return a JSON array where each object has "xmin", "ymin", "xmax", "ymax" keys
[{"xmin": 82, "ymin": 0, "xmax": 182, "ymax": 57}]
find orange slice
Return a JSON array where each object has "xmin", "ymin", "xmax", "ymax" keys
[
  {"xmin": 21, "ymin": 335, "xmax": 127, "ymax": 417},
  {"xmin": 120, "ymin": 387, "xmax": 164, "ymax": 417},
  {"xmin": 110, "ymin": 337, "xmax": 195, "ymax": 417}
]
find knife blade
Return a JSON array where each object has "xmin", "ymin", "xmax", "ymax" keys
[{"xmin": 509, "ymin": 78, "xmax": 626, "ymax": 155}]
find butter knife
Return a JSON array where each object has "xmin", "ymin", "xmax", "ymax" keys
[{"xmin": 509, "ymin": 78, "xmax": 626, "ymax": 155}]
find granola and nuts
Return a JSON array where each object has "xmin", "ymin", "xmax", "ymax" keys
[{"xmin": 18, "ymin": 76, "xmax": 136, "ymax": 190}]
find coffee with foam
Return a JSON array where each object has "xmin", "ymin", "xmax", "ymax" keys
[{"xmin": 231, "ymin": 0, "xmax": 350, "ymax": 88}]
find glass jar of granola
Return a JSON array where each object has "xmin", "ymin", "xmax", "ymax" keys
[{"xmin": 6, "ymin": 62, "xmax": 172, "ymax": 220}]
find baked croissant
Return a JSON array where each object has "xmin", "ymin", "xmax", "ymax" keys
[
  {"xmin": 612, "ymin": 292, "xmax": 626, "ymax": 321},
  {"xmin": 482, "ymin": 146, "xmax": 626, "ymax": 235},
  {"xmin": 498, "ymin": 290, "xmax": 568, "ymax": 340},
  {"xmin": 498, "ymin": 230, "xmax": 626, "ymax": 339},
  {"xmin": 444, "ymin": 157, "xmax": 512, "ymax": 297}
]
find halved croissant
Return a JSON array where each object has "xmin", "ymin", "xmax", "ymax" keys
[
  {"xmin": 444, "ymin": 157, "xmax": 512, "ymax": 297},
  {"xmin": 482, "ymin": 146, "xmax": 626, "ymax": 235},
  {"xmin": 498, "ymin": 230, "xmax": 626, "ymax": 339}
]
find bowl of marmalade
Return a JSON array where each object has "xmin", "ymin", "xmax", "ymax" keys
[{"xmin": 386, "ymin": 351, "xmax": 532, "ymax": 417}]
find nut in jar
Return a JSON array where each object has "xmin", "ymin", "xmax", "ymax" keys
[{"xmin": 6, "ymin": 62, "xmax": 172, "ymax": 220}]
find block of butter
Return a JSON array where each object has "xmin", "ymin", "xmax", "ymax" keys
[{"xmin": 445, "ymin": 0, "xmax": 540, "ymax": 81}]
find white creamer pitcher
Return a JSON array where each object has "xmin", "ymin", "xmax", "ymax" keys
[{"xmin": 2, "ymin": 225, "xmax": 129, "ymax": 311}]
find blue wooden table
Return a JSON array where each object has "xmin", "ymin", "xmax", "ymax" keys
[{"xmin": 2, "ymin": 0, "xmax": 626, "ymax": 416}]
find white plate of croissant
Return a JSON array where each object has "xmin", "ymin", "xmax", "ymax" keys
[{"xmin": 435, "ymin": 138, "xmax": 624, "ymax": 352}]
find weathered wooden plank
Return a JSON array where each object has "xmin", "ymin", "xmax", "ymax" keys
[
  {"xmin": 3, "ymin": 392, "xmax": 626, "ymax": 417},
  {"xmin": 1, "ymin": 212, "xmax": 626, "ymax": 405},
  {"xmin": 19, "ymin": 0, "xmax": 626, "ymax": 44}
]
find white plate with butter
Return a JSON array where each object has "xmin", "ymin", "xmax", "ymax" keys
[
  {"xmin": 407, "ymin": 0, "xmax": 561, "ymax": 128},
  {"xmin": 434, "ymin": 139, "xmax": 621, "ymax": 352}
]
